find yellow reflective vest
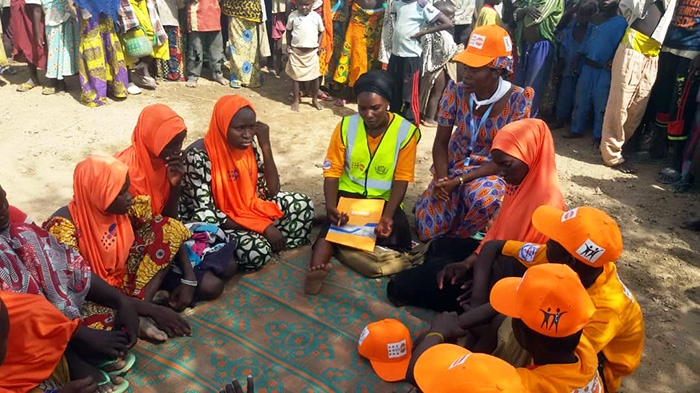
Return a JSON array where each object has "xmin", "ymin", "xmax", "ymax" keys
[{"xmin": 338, "ymin": 114, "xmax": 419, "ymax": 201}]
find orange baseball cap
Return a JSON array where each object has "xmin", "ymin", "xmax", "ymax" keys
[
  {"xmin": 357, "ymin": 319, "xmax": 413, "ymax": 382},
  {"xmin": 532, "ymin": 205, "xmax": 623, "ymax": 267},
  {"xmin": 453, "ymin": 25, "xmax": 513, "ymax": 68},
  {"xmin": 414, "ymin": 344, "xmax": 527, "ymax": 393},
  {"xmin": 490, "ymin": 264, "xmax": 596, "ymax": 338}
]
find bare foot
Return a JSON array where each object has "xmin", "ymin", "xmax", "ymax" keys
[
  {"xmin": 186, "ymin": 78, "xmax": 197, "ymax": 88},
  {"xmin": 610, "ymin": 161, "xmax": 637, "ymax": 174},
  {"xmin": 422, "ymin": 119, "xmax": 438, "ymax": 128},
  {"xmin": 138, "ymin": 316, "xmax": 168, "ymax": 342},
  {"xmin": 312, "ymin": 98, "xmax": 322, "ymax": 110},
  {"xmin": 304, "ymin": 263, "xmax": 333, "ymax": 295},
  {"xmin": 291, "ymin": 101, "xmax": 300, "ymax": 112},
  {"xmin": 215, "ymin": 76, "xmax": 229, "ymax": 85}
]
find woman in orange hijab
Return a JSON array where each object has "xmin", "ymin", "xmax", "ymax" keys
[
  {"xmin": 44, "ymin": 156, "xmax": 192, "ymax": 342},
  {"xmin": 180, "ymin": 95, "xmax": 315, "ymax": 273},
  {"xmin": 387, "ymin": 119, "xmax": 566, "ymax": 311},
  {"xmin": 114, "ymin": 104, "xmax": 188, "ymax": 218}
]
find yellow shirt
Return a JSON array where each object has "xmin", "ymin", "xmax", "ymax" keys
[
  {"xmin": 475, "ymin": 5, "xmax": 502, "ymax": 27},
  {"xmin": 322, "ymin": 113, "xmax": 419, "ymax": 182},
  {"xmin": 585, "ymin": 263, "xmax": 645, "ymax": 392},
  {"xmin": 503, "ymin": 241, "xmax": 645, "ymax": 393},
  {"xmin": 517, "ymin": 336, "xmax": 604, "ymax": 393}
]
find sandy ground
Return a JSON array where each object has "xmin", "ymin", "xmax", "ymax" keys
[{"xmin": 1, "ymin": 67, "xmax": 699, "ymax": 392}]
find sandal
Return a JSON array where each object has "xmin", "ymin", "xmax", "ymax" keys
[
  {"xmin": 42, "ymin": 86, "xmax": 56, "ymax": 95},
  {"xmin": 673, "ymin": 176, "xmax": 696, "ymax": 193},
  {"xmin": 97, "ymin": 353, "xmax": 136, "ymax": 377},
  {"xmin": 657, "ymin": 167, "xmax": 681, "ymax": 184},
  {"xmin": 97, "ymin": 369, "xmax": 130, "ymax": 393},
  {"xmin": 230, "ymin": 79, "xmax": 242, "ymax": 89},
  {"xmin": 16, "ymin": 83, "xmax": 36, "ymax": 92}
]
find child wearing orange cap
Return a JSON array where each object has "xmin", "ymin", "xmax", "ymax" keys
[
  {"xmin": 464, "ymin": 206, "xmax": 645, "ymax": 393},
  {"xmin": 414, "ymin": 343, "xmax": 527, "ymax": 392},
  {"xmin": 408, "ymin": 264, "xmax": 604, "ymax": 392},
  {"xmin": 490, "ymin": 263, "xmax": 603, "ymax": 392}
]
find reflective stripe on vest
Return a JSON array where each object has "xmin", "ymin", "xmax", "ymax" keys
[{"xmin": 339, "ymin": 114, "xmax": 415, "ymax": 200}]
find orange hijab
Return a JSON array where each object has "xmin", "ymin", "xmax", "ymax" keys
[
  {"xmin": 0, "ymin": 292, "xmax": 80, "ymax": 392},
  {"xmin": 115, "ymin": 104, "xmax": 187, "ymax": 215},
  {"xmin": 479, "ymin": 119, "xmax": 565, "ymax": 251},
  {"xmin": 68, "ymin": 156, "xmax": 135, "ymax": 286},
  {"xmin": 204, "ymin": 95, "xmax": 283, "ymax": 234}
]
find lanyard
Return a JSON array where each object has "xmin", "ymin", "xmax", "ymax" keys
[{"xmin": 467, "ymin": 94, "xmax": 495, "ymax": 159}]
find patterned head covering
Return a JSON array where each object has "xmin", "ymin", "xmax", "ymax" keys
[{"xmin": 486, "ymin": 55, "xmax": 515, "ymax": 78}]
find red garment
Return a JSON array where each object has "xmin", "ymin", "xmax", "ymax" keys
[
  {"xmin": 8, "ymin": 206, "xmax": 29, "ymax": 224},
  {"xmin": 188, "ymin": 0, "xmax": 222, "ymax": 32},
  {"xmin": 10, "ymin": 0, "xmax": 47, "ymax": 69},
  {"xmin": 0, "ymin": 292, "xmax": 80, "ymax": 393}
]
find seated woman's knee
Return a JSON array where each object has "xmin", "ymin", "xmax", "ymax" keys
[{"xmin": 198, "ymin": 273, "xmax": 224, "ymax": 300}]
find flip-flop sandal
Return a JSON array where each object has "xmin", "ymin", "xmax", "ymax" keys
[
  {"xmin": 323, "ymin": 94, "xmax": 336, "ymax": 102},
  {"xmin": 97, "ymin": 353, "xmax": 136, "ymax": 377},
  {"xmin": 657, "ymin": 167, "xmax": 681, "ymax": 184},
  {"xmin": 673, "ymin": 180, "xmax": 696, "ymax": 194},
  {"xmin": 317, "ymin": 92, "xmax": 329, "ymax": 100},
  {"xmin": 16, "ymin": 83, "xmax": 36, "ymax": 92},
  {"xmin": 42, "ymin": 86, "xmax": 56, "ymax": 95},
  {"xmin": 230, "ymin": 80, "xmax": 242, "ymax": 89},
  {"xmin": 97, "ymin": 369, "xmax": 130, "ymax": 393},
  {"xmin": 304, "ymin": 264, "xmax": 333, "ymax": 295}
]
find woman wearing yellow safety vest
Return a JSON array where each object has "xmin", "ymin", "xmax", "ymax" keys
[{"xmin": 305, "ymin": 70, "xmax": 421, "ymax": 295}]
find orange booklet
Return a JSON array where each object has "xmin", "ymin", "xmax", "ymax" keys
[{"xmin": 326, "ymin": 197, "xmax": 385, "ymax": 252}]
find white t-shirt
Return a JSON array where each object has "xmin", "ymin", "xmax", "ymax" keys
[
  {"xmin": 391, "ymin": 0, "xmax": 442, "ymax": 57},
  {"xmin": 286, "ymin": 10, "xmax": 325, "ymax": 49}
]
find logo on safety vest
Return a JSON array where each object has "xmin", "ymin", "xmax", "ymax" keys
[
  {"xmin": 351, "ymin": 162, "xmax": 366, "ymax": 172},
  {"xmin": 375, "ymin": 166, "xmax": 387, "ymax": 175}
]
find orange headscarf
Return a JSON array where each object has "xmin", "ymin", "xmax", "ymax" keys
[
  {"xmin": 478, "ymin": 119, "xmax": 565, "ymax": 252},
  {"xmin": 115, "ymin": 104, "xmax": 187, "ymax": 215},
  {"xmin": 0, "ymin": 292, "xmax": 80, "ymax": 392},
  {"xmin": 204, "ymin": 95, "xmax": 283, "ymax": 234},
  {"xmin": 69, "ymin": 156, "xmax": 135, "ymax": 286}
]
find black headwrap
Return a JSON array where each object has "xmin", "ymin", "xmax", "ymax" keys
[{"xmin": 353, "ymin": 71, "xmax": 393, "ymax": 102}]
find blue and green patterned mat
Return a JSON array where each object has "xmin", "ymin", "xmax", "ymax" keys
[{"xmin": 128, "ymin": 247, "xmax": 432, "ymax": 392}]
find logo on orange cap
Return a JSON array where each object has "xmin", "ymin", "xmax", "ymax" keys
[
  {"xmin": 532, "ymin": 205, "xmax": 623, "ymax": 267},
  {"xmin": 414, "ymin": 344, "xmax": 527, "ymax": 393},
  {"xmin": 453, "ymin": 25, "xmax": 513, "ymax": 68},
  {"xmin": 490, "ymin": 264, "xmax": 596, "ymax": 338},
  {"xmin": 357, "ymin": 319, "xmax": 413, "ymax": 382}
]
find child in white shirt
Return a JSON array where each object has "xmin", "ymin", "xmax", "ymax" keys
[{"xmin": 286, "ymin": 0, "xmax": 324, "ymax": 111}]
